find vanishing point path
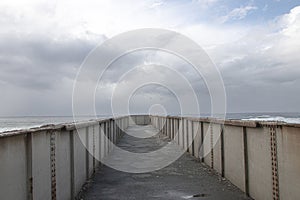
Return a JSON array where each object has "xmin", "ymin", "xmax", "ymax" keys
[{"xmin": 80, "ymin": 125, "xmax": 252, "ymax": 200}]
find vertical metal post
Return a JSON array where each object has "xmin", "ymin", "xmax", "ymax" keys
[
  {"xmin": 270, "ymin": 126, "xmax": 280, "ymax": 200},
  {"xmin": 182, "ymin": 119, "xmax": 185, "ymax": 149},
  {"xmin": 85, "ymin": 127, "xmax": 89, "ymax": 180},
  {"xmin": 210, "ymin": 124, "xmax": 214, "ymax": 169},
  {"xmin": 172, "ymin": 119, "xmax": 174, "ymax": 139},
  {"xmin": 107, "ymin": 121, "xmax": 110, "ymax": 153},
  {"xmin": 111, "ymin": 119, "xmax": 114, "ymax": 149},
  {"xmin": 177, "ymin": 119, "xmax": 180, "ymax": 145},
  {"xmin": 186, "ymin": 119, "xmax": 189, "ymax": 152},
  {"xmin": 243, "ymin": 126, "xmax": 249, "ymax": 196},
  {"xmin": 26, "ymin": 133, "xmax": 33, "ymax": 200},
  {"xmin": 168, "ymin": 118, "xmax": 170, "ymax": 138},
  {"xmin": 200, "ymin": 121, "xmax": 204, "ymax": 163},
  {"xmin": 220, "ymin": 124, "xmax": 225, "ymax": 177},
  {"xmin": 50, "ymin": 131, "xmax": 57, "ymax": 200},
  {"xmin": 69, "ymin": 130, "xmax": 75, "ymax": 199},
  {"xmin": 99, "ymin": 123, "xmax": 102, "ymax": 165},
  {"xmin": 92, "ymin": 125, "xmax": 96, "ymax": 173},
  {"xmin": 191, "ymin": 121, "xmax": 195, "ymax": 156},
  {"xmin": 104, "ymin": 122, "xmax": 107, "ymax": 157}
]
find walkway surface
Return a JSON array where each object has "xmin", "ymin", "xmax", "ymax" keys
[{"xmin": 80, "ymin": 125, "xmax": 252, "ymax": 200}]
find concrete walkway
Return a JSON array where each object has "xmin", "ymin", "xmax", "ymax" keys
[{"xmin": 80, "ymin": 125, "xmax": 252, "ymax": 200}]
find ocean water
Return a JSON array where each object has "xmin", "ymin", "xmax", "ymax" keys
[
  {"xmin": 184, "ymin": 112, "xmax": 300, "ymax": 123},
  {"xmin": 225, "ymin": 112, "xmax": 300, "ymax": 122},
  {"xmin": 0, "ymin": 115, "xmax": 110, "ymax": 133},
  {"xmin": 0, "ymin": 112, "xmax": 299, "ymax": 133}
]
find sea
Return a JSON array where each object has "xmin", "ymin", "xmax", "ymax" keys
[{"xmin": 0, "ymin": 112, "xmax": 300, "ymax": 133}]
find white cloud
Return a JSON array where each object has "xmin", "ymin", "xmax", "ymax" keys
[
  {"xmin": 220, "ymin": 5, "xmax": 257, "ymax": 23},
  {"xmin": 0, "ymin": 1, "xmax": 299, "ymax": 115},
  {"xmin": 149, "ymin": 0, "xmax": 164, "ymax": 9},
  {"xmin": 194, "ymin": 0, "xmax": 218, "ymax": 6},
  {"xmin": 207, "ymin": 6, "xmax": 300, "ymax": 111},
  {"xmin": 279, "ymin": 6, "xmax": 300, "ymax": 37}
]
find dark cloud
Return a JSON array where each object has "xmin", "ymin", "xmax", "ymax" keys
[
  {"xmin": 0, "ymin": 33, "xmax": 105, "ymax": 89},
  {"xmin": 0, "ymin": 2, "xmax": 299, "ymax": 116}
]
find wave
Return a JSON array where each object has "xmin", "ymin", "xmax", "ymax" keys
[
  {"xmin": 0, "ymin": 125, "xmax": 43, "ymax": 133},
  {"xmin": 1, "ymin": 114, "xmax": 300, "ymax": 134},
  {"xmin": 242, "ymin": 116, "xmax": 300, "ymax": 124}
]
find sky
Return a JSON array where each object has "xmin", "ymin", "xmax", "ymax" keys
[{"xmin": 0, "ymin": 0, "xmax": 300, "ymax": 116}]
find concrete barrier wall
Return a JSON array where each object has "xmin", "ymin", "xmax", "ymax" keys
[
  {"xmin": 32, "ymin": 131, "xmax": 51, "ymax": 200},
  {"xmin": 223, "ymin": 125, "xmax": 245, "ymax": 192},
  {"xmin": 247, "ymin": 126, "xmax": 273, "ymax": 200},
  {"xmin": 192, "ymin": 121, "xmax": 201, "ymax": 159},
  {"xmin": 2, "ymin": 115, "xmax": 299, "ymax": 200},
  {"xmin": 203, "ymin": 122, "xmax": 212, "ymax": 168},
  {"xmin": 150, "ymin": 115, "xmax": 300, "ymax": 200},
  {"xmin": 129, "ymin": 115, "xmax": 150, "ymax": 125},
  {"xmin": 277, "ymin": 126, "xmax": 300, "ymax": 200},
  {"xmin": 0, "ymin": 116, "xmax": 130, "ymax": 200},
  {"xmin": 0, "ymin": 134, "xmax": 27, "ymax": 200}
]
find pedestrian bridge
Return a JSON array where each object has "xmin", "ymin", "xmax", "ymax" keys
[{"xmin": 0, "ymin": 115, "xmax": 299, "ymax": 200}]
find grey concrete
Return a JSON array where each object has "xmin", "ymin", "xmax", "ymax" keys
[
  {"xmin": 0, "ymin": 117, "xmax": 130, "ymax": 200},
  {"xmin": 212, "ymin": 123, "xmax": 222, "ymax": 174},
  {"xmin": 32, "ymin": 131, "xmax": 51, "ymax": 200},
  {"xmin": 81, "ymin": 125, "xmax": 251, "ymax": 200},
  {"xmin": 74, "ymin": 128, "xmax": 88, "ymax": 195},
  {"xmin": 223, "ymin": 125, "xmax": 245, "ymax": 192},
  {"xmin": 203, "ymin": 122, "xmax": 212, "ymax": 168},
  {"xmin": 0, "ymin": 135, "xmax": 27, "ymax": 200},
  {"xmin": 129, "ymin": 115, "xmax": 150, "ymax": 126},
  {"xmin": 278, "ymin": 126, "xmax": 300, "ymax": 200},
  {"xmin": 56, "ymin": 130, "xmax": 71, "ymax": 200},
  {"xmin": 247, "ymin": 127, "xmax": 273, "ymax": 200},
  {"xmin": 1, "ymin": 115, "xmax": 299, "ymax": 200},
  {"xmin": 192, "ymin": 121, "xmax": 201, "ymax": 159}
]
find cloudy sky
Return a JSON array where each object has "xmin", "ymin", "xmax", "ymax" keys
[{"xmin": 0, "ymin": 0, "xmax": 299, "ymax": 116}]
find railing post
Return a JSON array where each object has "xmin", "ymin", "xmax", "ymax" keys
[
  {"xmin": 103, "ymin": 122, "xmax": 106, "ymax": 157},
  {"xmin": 191, "ymin": 121, "xmax": 195, "ymax": 156},
  {"xmin": 111, "ymin": 120, "xmax": 114, "ymax": 146},
  {"xmin": 186, "ymin": 119, "xmax": 189, "ymax": 152},
  {"xmin": 92, "ymin": 125, "xmax": 96, "ymax": 174},
  {"xmin": 200, "ymin": 121, "xmax": 204, "ymax": 163},
  {"xmin": 113, "ymin": 120, "xmax": 116, "ymax": 145},
  {"xmin": 69, "ymin": 130, "xmax": 75, "ymax": 199},
  {"xmin": 220, "ymin": 124, "xmax": 225, "ymax": 177},
  {"xmin": 181, "ymin": 119, "xmax": 184, "ymax": 149},
  {"xmin": 210, "ymin": 124, "xmax": 214, "ymax": 169},
  {"xmin": 168, "ymin": 117, "xmax": 171, "ymax": 138},
  {"xmin": 99, "ymin": 123, "xmax": 102, "ymax": 165},
  {"xmin": 269, "ymin": 125, "xmax": 280, "ymax": 200},
  {"xmin": 107, "ymin": 121, "xmax": 109, "ymax": 154},
  {"xmin": 50, "ymin": 131, "xmax": 57, "ymax": 200},
  {"xmin": 85, "ymin": 127, "xmax": 89, "ymax": 180},
  {"xmin": 177, "ymin": 118, "xmax": 180, "ymax": 145},
  {"xmin": 172, "ymin": 118, "xmax": 174, "ymax": 139},
  {"xmin": 26, "ymin": 132, "xmax": 33, "ymax": 200},
  {"xmin": 243, "ymin": 126, "xmax": 249, "ymax": 196},
  {"xmin": 111, "ymin": 119, "xmax": 114, "ymax": 150}
]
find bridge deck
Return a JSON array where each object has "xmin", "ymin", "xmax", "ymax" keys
[{"xmin": 80, "ymin": 125, "xmax": 251, "ymax": 200}]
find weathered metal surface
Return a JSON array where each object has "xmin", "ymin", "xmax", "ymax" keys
[
  {"xmin": 50, "ymin": 131, "xmax": 57, "ymax": 200},
  {"xmin": 243, "ymin": 127, "xmax": 249, "ymax": 196},
  {"xmin": 270, "ymin": 126, "xmax": 280, "ymax": 200},
  {"xmin": 210, "ymin": 124, "xmax": 214, "ymax": 169}
]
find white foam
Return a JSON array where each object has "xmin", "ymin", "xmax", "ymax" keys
[
  {"xmin": 243, "ymin": 116, "xmax": 300, "ymax": 124},
  {"xmin": 0, "ymin": 125, "xmax": 40, "ymax": 133}
]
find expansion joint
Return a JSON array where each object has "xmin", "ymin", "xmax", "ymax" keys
[
  {"xmin": 50, "ymin": 131, "xmax": 57, "ymax": 200},
  {"xmin": 210, "ymin": 124, "xmax": 214, "ymax": 169},
  {"xmin": 270, "ymin": 126, "xmax": 280, "ymax": 200}
]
